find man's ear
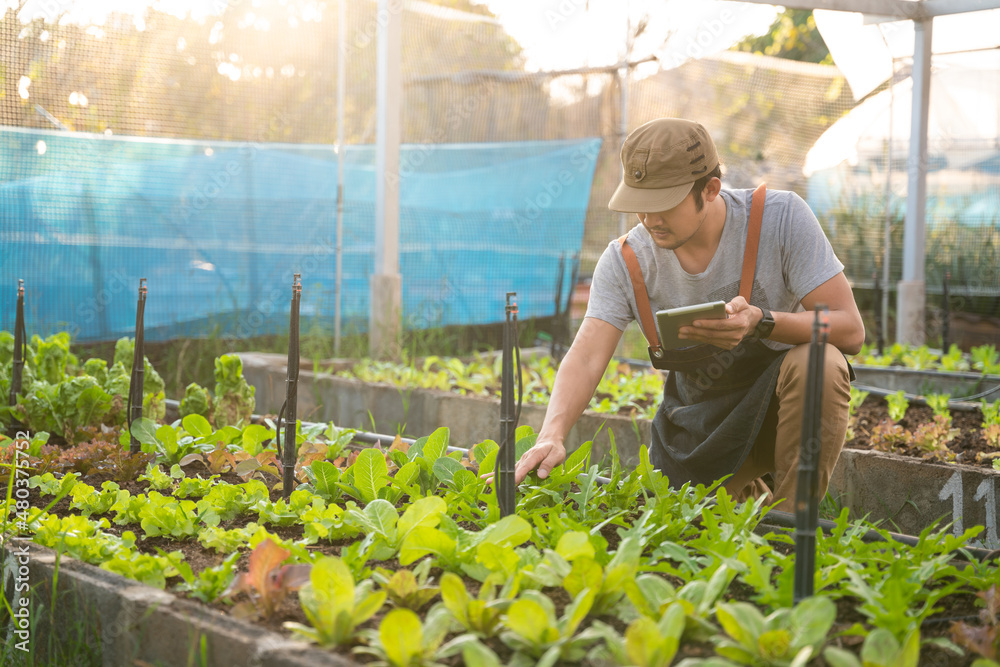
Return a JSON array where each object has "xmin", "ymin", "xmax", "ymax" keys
[{"xmin": 703, "ymin": 176, "xmax": 723, "ymax": 201}]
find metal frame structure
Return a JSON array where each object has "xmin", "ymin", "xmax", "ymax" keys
[
  {"xmin": 738, "ymin": 0, "xmax": 1000, "ymax": 344},
  {"xmin": 370, "ymin": 0, "xmax": 1000, "ymax": 346}
]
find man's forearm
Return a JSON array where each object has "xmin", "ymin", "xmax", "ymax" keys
[
  {"xmin": 537, "ymin": 348, "xmax": 607, "ymax": 447},
  {"xmin": 767, "ymin": 309, "xmax": 864, "ymax": 354}
]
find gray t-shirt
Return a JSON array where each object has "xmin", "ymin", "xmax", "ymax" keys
[{"xmin": 586, "ymin": 188, "xmax": 845, "ymax": 351}]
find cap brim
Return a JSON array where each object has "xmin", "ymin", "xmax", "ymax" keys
[{"xmin": 608, "ymin": 180, "xmax": 694, "ymax": 214}]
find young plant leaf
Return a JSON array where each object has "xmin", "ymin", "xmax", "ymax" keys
[{"xmin": 354, "ymin": 448, "xmax": 389, "ymax": 504}]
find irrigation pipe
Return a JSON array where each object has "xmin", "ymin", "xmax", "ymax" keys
[
  {"xmin": 851, "ymin": 381, "xmax": 1000, "ymax": 411},
  {"xmin": 161, "ymin": 400, "xmax": 999, "ymax": 560}
]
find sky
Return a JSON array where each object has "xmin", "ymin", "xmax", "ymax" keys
[{"xmin": 11, "ymin": 0, "xmax": 781, "ymax": 72}]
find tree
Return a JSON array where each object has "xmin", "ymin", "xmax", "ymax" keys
[{"xmin": 733, "ymin": 9, "xmax": 832, "ymax": 65}]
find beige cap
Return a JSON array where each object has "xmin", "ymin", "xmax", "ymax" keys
[{"xmin": 608, "ymin": 118, "xmax": 720, "ymax": 213}]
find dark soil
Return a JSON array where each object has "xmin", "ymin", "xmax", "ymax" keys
[{"xmin": 846, "ymin": 396, "xmax": 996, "ymax": 467}]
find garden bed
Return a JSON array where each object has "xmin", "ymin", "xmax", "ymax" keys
[
  {"xmin": 6, "ymin": 439, "xmax": 997, "ymax": 667},
  {"xmin": 4, "ymin": 337, "xmax": 1000, "ymax": 666}
]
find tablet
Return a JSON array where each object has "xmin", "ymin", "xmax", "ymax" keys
[{"xmin": 655, "ymin": 301, "xmax": 728, "ymax": 350}]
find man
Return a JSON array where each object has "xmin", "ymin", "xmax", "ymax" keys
[{"xmin": 514, "ymin": 118, "xmax": 864, "ymax": 511}]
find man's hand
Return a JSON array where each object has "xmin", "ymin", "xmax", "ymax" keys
[
  {"xmin": 513, "ymin": 440, "xmax": 566, "ymax": 484},
  {"xmin": 481, "ymin": 439, "xmax": 566, "ymax": 486},
  {"xmin": 678, "ymin": 296, "xmax": 760, "ymax": 350}
]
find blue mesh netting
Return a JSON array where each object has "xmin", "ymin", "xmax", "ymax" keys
[{"xmin": 0, "ymin": 127, "xmax": 601, "ymax": 342}]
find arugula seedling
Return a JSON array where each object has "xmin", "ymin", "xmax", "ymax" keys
[
  {"xmin": 843, "ymin": 557, "xmax": 963, "ymax": 642},
  {"xmin": 284, "ymin": 555, "xmax": 386, "ymax": 648}
]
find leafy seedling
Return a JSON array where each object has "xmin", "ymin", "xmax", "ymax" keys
[
  {"xmin": 223, "ymin": 538, "xmax": 311, "ymax": 620},
  {"xmin": 284, "ymin": 555, "xmax": 386, "ymax": 648}
]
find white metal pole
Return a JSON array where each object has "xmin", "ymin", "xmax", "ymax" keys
[
  {"xmin": 334, "ymin": 0, "xmax": 346, "ymax": 357},
  {"xmin": 897, "ymin": 17, "xmax": 932, "ymax": 345},
  {"xmin": 618, "ymin": 7, "xmax": 630, "ymax": 239},
  {"xmin": 882, "ymin": 58, "xmax": 895, "ymax": 347},
  {"xmin": 371, "ymin": 0, "xmax": 402, "ymax": 358}
]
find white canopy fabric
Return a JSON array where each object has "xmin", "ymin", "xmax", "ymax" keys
[
  {"xmin": 814, "ymin": 7, "xmax": 1000, "ymax": 100},
  {"xmin": 804, "ymin": 52, "xmax": 1000, "ymax": 176}
]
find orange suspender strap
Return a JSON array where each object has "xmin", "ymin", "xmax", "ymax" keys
[
  {"xmin": 618, "ymin": 183, "xmax": 767, "ymax": 355},
  {"xmin": 618, "ymin": 233, "xmax": 662, "ymax": 352},
  {"xmin": 739, "ymin": 183, "xmax": 767, "ymax": 302}
]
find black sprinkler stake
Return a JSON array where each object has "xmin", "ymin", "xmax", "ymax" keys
[
  {"xmin": 128, "ymin": 279, "xmax": 147, "ymax": 453},
  {"xmin": 498, "ymin": 292, "xmax": 522, "ymax": 517},
  {"xmin": 281, "ymin": 274, "xmax": 302, "ymax": 501},
  {"xmin": 9, "ymin": 280, "xmax": 26, "ymax": 411},
  {"xmin": 793, "ymin": 305, "xmax": 829, "ymax": 604}
]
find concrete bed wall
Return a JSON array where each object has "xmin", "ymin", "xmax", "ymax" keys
[{"xmin": 0, "ymin": 541, "xmax": 353, "ymax": 667}]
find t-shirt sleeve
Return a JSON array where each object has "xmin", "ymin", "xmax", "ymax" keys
[
  {"xmin": 584, "ymin": 241, "xmax": 635, "ymax": 331},
  {"xmin": 781, "ymin": 192, "xmax": 846, "ymax": 300}
]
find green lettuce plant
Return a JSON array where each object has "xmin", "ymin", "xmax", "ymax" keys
[
  {"xmin": 213, "ymin": 354, "xmax": 255, "ymax": 428},
  {"xmin": 354, "ymin": 606, "xmax": 456, "ymax": 667},
  {"xmin": 499, "ymin": 588, "xmax": 605, "ymax": 665},
  {"xmin": 372, "ymin": 559, "xmax": 440, "ymax": 611},
  {"xmin": 179, "ymin": 382, "xmax": 214, "ymax": 422},
  {"xmin": 438, "ymin": 571, "xmax": 508, "ymax": 639},
  {"xmin": 284, "ymin": 555, "xmax": 386, "ymax": 648},
  {"xmin": 101, "ymin": 549, "xmax": 182, "ymax": 589},
  {"xmin": 823, "ymin": 629, "xmax": 921, "ymax": 667},
  {"xmin": 113, "ymin": 337, "xmax": 166, "ymax": 421},
  {"xmin": 886, "ymin": 390, "xmax": 909, "ymax": 422},
  {"xmin": 172, "ymin": 551, "xmax": 241, "ymax": 604},
  {"xmin": 705, "ymin": 597, "xmax": 837, "ymax": 666},
  {"xmin": 623, "ymin": 603, "xmax": 687, "ymax": 667}
]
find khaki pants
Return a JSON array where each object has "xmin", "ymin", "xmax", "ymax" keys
[{"xmin": 723, "ymin": 343, "xmax": 851, "ymax": 513}]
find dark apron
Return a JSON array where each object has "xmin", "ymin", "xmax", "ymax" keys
[{"xmin": 648, "ymin": 339, "xmax": 787, "ymax": 488}]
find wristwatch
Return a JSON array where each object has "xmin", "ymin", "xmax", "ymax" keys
[{"xmin": 751, "ymin": 307, "xmax": 775, "ymax": 340}]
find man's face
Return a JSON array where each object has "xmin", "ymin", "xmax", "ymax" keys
[{"xmin": 636, "ymin": 186, "xmax": 709, "ymax": 250}]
